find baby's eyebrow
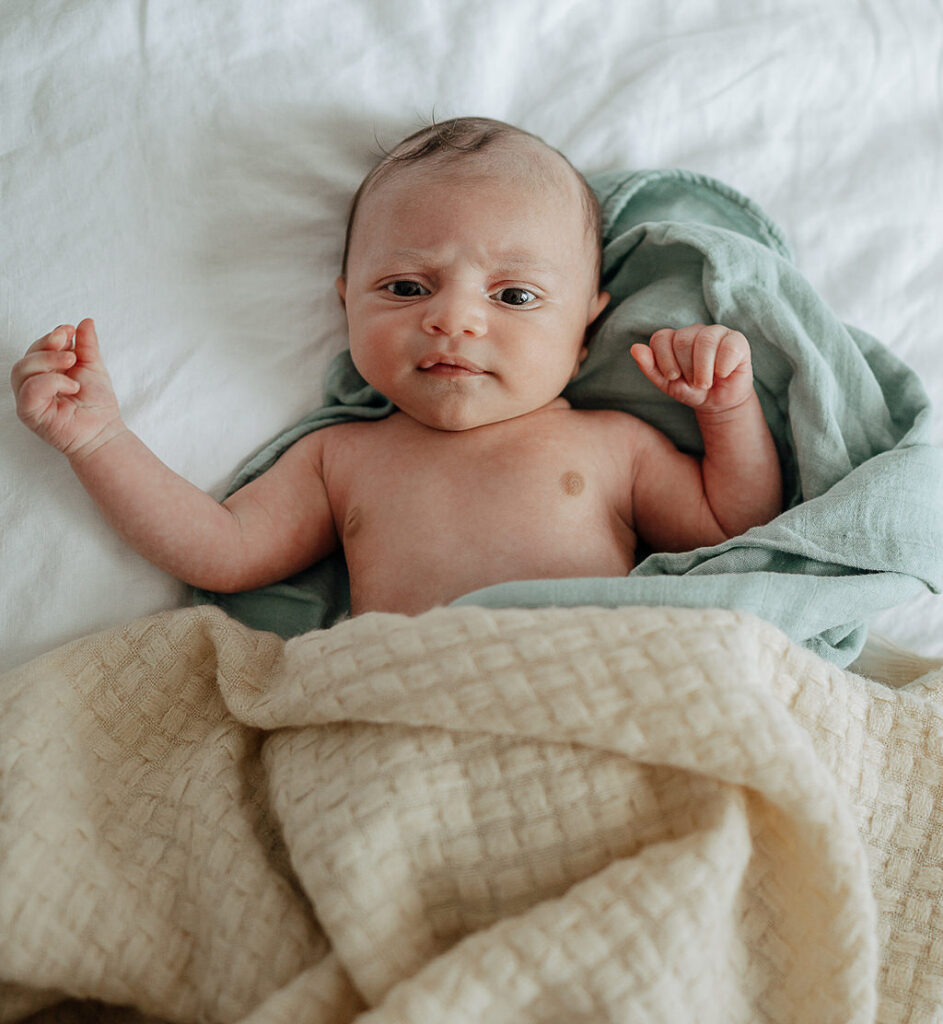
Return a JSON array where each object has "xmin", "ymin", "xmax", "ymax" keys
[
  {"xmin": 387, "ymin": 247, "xmax": 561, "ymax": 278},
  {"xmin": 492, "ymin": 249, "xmax": 561, "ymax": 276},
  {"xmin": 388, "ymin": 247, "xmax": 433, "ymax": 263}
]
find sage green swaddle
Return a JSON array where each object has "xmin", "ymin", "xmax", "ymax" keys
[{"xmin": 193, "ymin": 169, "xmax": 943, "ymax": 665}]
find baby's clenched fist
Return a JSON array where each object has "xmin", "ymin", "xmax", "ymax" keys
[{"xmin": 630, "ymin": 323, "xmax": 754, "ymax": 413}]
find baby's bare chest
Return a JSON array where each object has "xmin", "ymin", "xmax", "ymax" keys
[
  {"xmin": 319, "ymin": 413, "xmax": 637, "ymax": 612},
  {"xmin": 333, "ymin": 416, "xmax": 619, "ymax": 532}
]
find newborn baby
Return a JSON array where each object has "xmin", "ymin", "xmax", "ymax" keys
[{"xmin": 11, "ymin": 117, "xmax": 782, "ymax": 616}]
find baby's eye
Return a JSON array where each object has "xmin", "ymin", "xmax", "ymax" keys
[
  {"xmin": 494, "ymin": 287, "xmax": 537, "ymax": 307},
  {"xmin": 385, "ymin": 280, "xmax": 429, "ymax": 298}
]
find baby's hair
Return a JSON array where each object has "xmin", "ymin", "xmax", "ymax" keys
[{"xmin": 340, "ymin": 116, "xmax": 603, "ymax": 281}]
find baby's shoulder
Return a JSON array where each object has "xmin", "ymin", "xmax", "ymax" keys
[
  {"xmin": 305, "ymin": 415, "xmax": 393, "ymax": 447},
  {"xmin": 308, "ymin": 415, "xmax": 404, "ymax": 468},
  {"xmin": 276, "ymin": 419, "xmax": 380, "ymax": 470},
  {"xmin": 569, "ymin": 405, "xmax": 656, "ymax": 439}
]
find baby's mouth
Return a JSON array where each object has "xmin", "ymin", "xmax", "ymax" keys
[{"xmin": 418, "ymin": 354, "xmax": 486, "ymax": 376}]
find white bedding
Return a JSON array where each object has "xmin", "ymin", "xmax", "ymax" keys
[{"xmin": 2, "ymin": 0, "xmax": 942, "ymax": 670}]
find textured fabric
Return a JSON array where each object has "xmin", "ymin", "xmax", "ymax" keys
[
  {"xmin": 195, "ymin": 171, "xmax": 943, "ymax": 664},
  {"xmin": 3, "ymin": 603, "xmax": 943, "ymax": 1023}
]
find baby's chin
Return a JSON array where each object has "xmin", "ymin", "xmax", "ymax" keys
[{"xmin": 398, "ymin": 395, "xmax": 572, "ymax": 433}]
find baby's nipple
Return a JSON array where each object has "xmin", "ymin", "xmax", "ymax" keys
[{"xmin": 560, "ymin": 471, "xmax": 585, "ymax": 497}]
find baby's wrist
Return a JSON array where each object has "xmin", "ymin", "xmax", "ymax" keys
[
  {"xmin": 67, "ymin": 420, "xmax": 130, "ymax": 467},
  {"xmin": 694, "ymin": 389, "xmax": 757, "ymax": 424}
]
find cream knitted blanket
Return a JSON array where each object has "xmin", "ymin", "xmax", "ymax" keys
[{"xmin": 2, "ymin": 604, "xmax": 942, "ymax": 1023}]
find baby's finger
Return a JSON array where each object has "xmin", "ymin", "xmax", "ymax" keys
[
  {"xmin": 24, "ymin": 324, "xmax": 76, "ymax": 356},
  {"xmin": 648, "ymin": 329, "xmax": 682, "ymax": 381},
  {"xmin": 669, "ymin": 325, "xmax": 709, "ymax": 382},
  {"xmin": 692, "ymin": 333, "xmax": 719, "ymax": 390},
  {"xmin": 714, "ymin": 330, "xmax": 750, "ymax": 378},
  {"xmin": 10, "ymin": 349, "xmax": 77, "ymax": 391},
  {"xmin": 16, "ymin": 370, "xmax": 80, "ymax": 416}
]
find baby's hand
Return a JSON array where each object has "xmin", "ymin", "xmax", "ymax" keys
[
  {"xmin": 630, "ymin": 324, "xmax": 754, "ymax": 414},
  {"xmin": 10, "ymin": 319, "xmax": 124, "ymax": 458}
]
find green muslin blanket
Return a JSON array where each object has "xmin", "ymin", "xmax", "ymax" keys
[{"xmin": 194, "ymin": 169, "xmax": 943, "ymax": 665}]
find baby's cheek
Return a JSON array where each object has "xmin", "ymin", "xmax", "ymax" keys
[{"xmin": 348, "ymin": 338, "xmax": 388, "ymax": 388}]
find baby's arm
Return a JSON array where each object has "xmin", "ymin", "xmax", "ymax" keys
[
  {"xmin": 11, "ymin": 320, "xmax": 338, "ymax": 591},
  {"xmin": 629, "ymin": 324, "xmax": 782, "ymax": 546}
]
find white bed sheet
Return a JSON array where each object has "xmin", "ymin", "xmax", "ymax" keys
[{"xmin": 2, "ymin": 0, "xmax": 941, "ymax": 671}]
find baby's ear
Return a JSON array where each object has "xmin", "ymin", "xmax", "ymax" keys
[
  {"xmin": 570, "ymin": 342, "xmax": 590, "ymax": 380},
  {"xmin": 335, "ymin": 276, "xmax": 347, "ymax": 308},
  {"xmin": 589, "ymin": 290, "xmax": 610, "ymax": 324}
]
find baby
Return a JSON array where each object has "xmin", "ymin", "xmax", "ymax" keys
[{"xmin": 11, "ymin": 117, "xmax": 783, "ymax": 617}]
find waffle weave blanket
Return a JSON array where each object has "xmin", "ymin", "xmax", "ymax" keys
[{"xmin": 3, "ymin": 603, "xmax": 943, "ymax": 1023}]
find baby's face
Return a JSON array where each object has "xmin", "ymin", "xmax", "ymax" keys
[{"xmin": 337, "ymin": 144, "xmax": 609, "ymax": 432}]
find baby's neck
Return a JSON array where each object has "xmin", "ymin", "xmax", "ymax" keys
[{"xmin": 399, "ymin": 395, "xmax": 574, "ymax": 437}]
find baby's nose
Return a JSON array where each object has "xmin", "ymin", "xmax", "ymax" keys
[{"xmin": 421, "ymin": 290, "xmax": 487, "ymax": 338}]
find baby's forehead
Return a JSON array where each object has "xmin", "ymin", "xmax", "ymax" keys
[
  {"xmin": 343, "ymin": 133, "xmax": 602, "ymax": 281},
  {"xmin": 369, "ymin": 138, "xmax": 583, "ymax": 208}
]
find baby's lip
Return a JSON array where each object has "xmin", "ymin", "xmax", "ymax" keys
[{"xmin": 418, "ymin": 353, "xmax": 486, "ymax": 373}]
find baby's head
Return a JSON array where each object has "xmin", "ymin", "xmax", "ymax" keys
[
  {"xmin": 337, "ymin": 117, "xmax": 609, "ymax": 431},
  {"xmin": 341, "ymin": 118, "xmax": 603, "ymax": 283}
]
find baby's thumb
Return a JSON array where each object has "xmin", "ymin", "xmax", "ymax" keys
[
  {"xmin": 629, "ymin": 343, "xmax": 665, "ymax": 389},
  {"xmin": 73, "ymin": 318, "xmax": 102, "ymax": 364}
]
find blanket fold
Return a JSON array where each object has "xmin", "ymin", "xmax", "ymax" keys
[
  {"xmin": 194, "ymin": 169, "xmax": 943, "ymax": 665},
  {"xmin": 3, "ymin": 603, "xmax": 943, "ymax": 1023}
]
